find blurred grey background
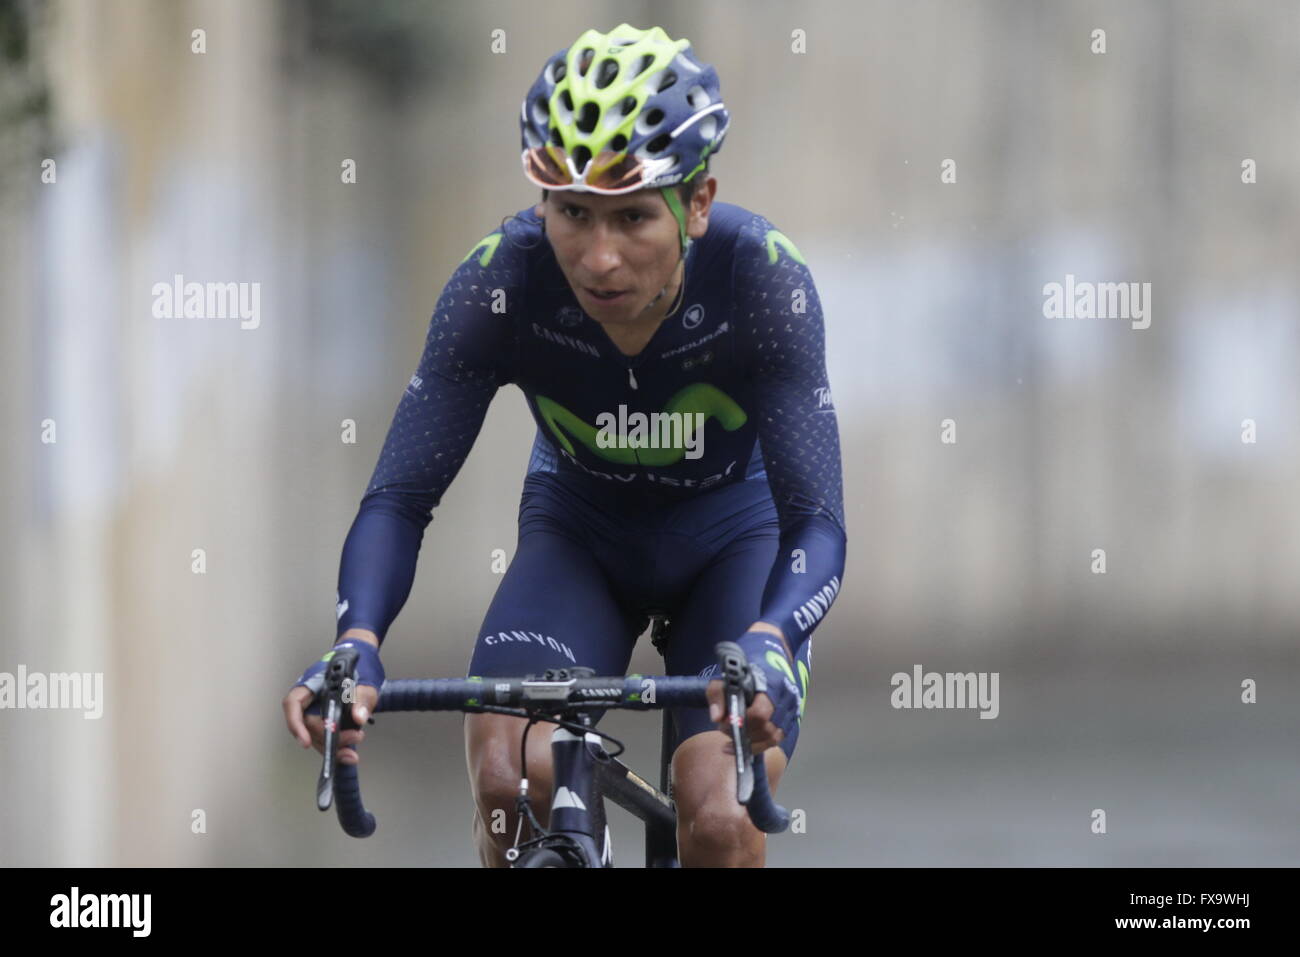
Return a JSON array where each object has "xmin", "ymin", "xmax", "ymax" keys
[{"xmin": 1, "ymin": 0, "xmax": 1297, "ymax": 866}]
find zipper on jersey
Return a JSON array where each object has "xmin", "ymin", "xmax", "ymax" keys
[
  {"xmin": 624, "ymin": 353, "xmax": 650, "ymax": 474},
  {"xmin": 625, "ymin": 359, "xmax": 641, "ymax": 473},
  {"xmin": 625, "ymin": 344, "xmax": 653, "ymax": 391}
]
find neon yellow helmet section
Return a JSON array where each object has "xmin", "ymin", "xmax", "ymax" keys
[{"xmin": 548, "ymin": 25, "xmax": 688, "ymax": 165}]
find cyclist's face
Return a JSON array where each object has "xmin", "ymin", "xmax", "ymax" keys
[{"xmin": 536, "ymin": 181, "xmax": 714, "ymax": 323}]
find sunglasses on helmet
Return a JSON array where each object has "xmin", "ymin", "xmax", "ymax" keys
[{"xmin": 521, "ymin": 143, "xmax": 677, "ymax": 195}]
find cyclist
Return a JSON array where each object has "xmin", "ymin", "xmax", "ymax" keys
[{"xmin": 284, "ymin": 23, "xmax": 847, "ymax": 867}]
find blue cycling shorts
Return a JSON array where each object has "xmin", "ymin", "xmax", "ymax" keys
[{"xmin": 466, "ymin": 472, "xmax": 812, "ymax": 764}]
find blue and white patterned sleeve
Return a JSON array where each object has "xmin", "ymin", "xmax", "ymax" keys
[
  {"xmin": 735, "ymin": 215, "xmax": 848, "ymax": 652},
  {"xmin": 335, "ymin": 233, "xmax": 520, "ymax": 642}
]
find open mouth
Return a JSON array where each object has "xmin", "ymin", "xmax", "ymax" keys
[{"xmin": 586, "ymin": 288, "xmax": 629, "ymax": 302}]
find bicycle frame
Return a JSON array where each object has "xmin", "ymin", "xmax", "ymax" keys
[{"xmin": 511, "ymin": 708, "xmax": 680, "ymax": 867}]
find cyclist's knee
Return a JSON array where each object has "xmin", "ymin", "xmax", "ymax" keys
[
  {"xmin": 465, "ymin": 713, "xmax": 552, "ymax": 822},
  {"xmin": 671, "ymin": 732, "xmax": 787, "ymax": 865},
  {"xmin": 677, "ymin": 794, "xmax": 760, "ymax": 863}
]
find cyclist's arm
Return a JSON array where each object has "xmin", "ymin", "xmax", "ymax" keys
[
  {"xmin": 335, "ymin": 239, "xmax": 519, "ymax": 644},
  {"xmin": 737, "ymin": 217, "xmax": 848, "ymax": 655}
]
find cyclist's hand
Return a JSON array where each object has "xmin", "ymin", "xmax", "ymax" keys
[
  {"xmin": 282, "ymin": 637, "xmax": 384, "ymax": 766},
  {"xmin": 707, "ymin": 678, "xmax": 783, "ymax": 752},
  {"xmin": 707, "ymin": 630, "xmax": 801, "ymax": 753},
  {"xmin": 282, "ymin": 683, "xmax": 377, "ymax": 765}
]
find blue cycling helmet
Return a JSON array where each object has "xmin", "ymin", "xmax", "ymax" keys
[{"xmin": 519, "ymin": 23, "xmax": 729, "ymax": 198}]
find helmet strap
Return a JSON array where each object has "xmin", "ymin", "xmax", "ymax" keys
[
  {"xmin": 660, "ymin": 185, "xmax": 690, "ymax": 253},
  {"xmin": 659, "ymin": 185, "xmax": 692, "ymax": 317},
  {"xmin": 636, "ymin": 187, "xmax": 691, "ymax": 320}
]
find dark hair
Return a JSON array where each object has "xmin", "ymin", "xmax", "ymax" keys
[{"xmin": 541, "ymin": 160, "xmax": 710, "ymax": 208}]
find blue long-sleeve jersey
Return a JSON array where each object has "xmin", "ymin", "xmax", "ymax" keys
[{"xmin": 336, "ymin": 200, "xmax": 846, "ymax": 653}]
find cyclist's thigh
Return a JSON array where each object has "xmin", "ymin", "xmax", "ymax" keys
[
  {"xmin": 465, "ymin": 478, "xmax": 641, "ymax": 782},
  {"xmin": 662, "ymin": 515, "xmax": 812, "ymax": 766},
  {"xmin": 467, "ymin": 509, "xmax": 639, "ymax": 679}
]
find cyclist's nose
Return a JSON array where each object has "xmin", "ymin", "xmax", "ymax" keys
[{"xmin": 580, "ymin": 225, "xmax": 622, "ymax": 276}]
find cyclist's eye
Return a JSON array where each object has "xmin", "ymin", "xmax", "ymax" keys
[
  {"xmin": 563, "ymin": 205, "xmax": 585, "ymax": 219},
  {"xmin": 625, "ymin": 210, "xmax": 644, "ymax": 224}
]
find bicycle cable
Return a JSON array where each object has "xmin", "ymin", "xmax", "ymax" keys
[
  {"xmin": 514, "ymin": 715, "xmax": 546, "ymax": 846},
  {"xmin": 463, "ymin": 702, "xmax": 632, "ymax": 757},
  {"xmin": 508, "ymin": 710, "xmax": 627, "ymax": 862}
]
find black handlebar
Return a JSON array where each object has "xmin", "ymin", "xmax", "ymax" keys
[
  {"xmin": 313, "ymin": 648, "xmax": 377, "ymax": 836},
  {"xmin": 314, "ymin": 643, "xmax": 791, "ymax": 840},
  {"xmin": 714, "ymin": 641, "xmax": 792, "ymax": 833},
  {"xmin": 332, "ymin": 761, "xmax": 376, "ymax": 838}
]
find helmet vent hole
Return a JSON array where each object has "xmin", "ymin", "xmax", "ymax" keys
[
  {"xmin": 686, "ymin": 85, "xmax": 710, "ymax": 108},
  {"xmin": 657, "ymin": 70, "xmax": 677, "ymax": 92},
  {"xmin": 550, "ymin": 60, "xmax": 567, "ymax": 84},
  {"xmin": 578, "ymin": 48, "xmax": 595, "ymax": 76},
  {"xmin": 576, "ymin": 101, "xmax": 599, "ymax": 134},
  {"xmin": 560, "ymin": 90, "xmax": 574, "ymax": 112},
  {"xmin": 636, "ymin": 54, "xmax": 654, "ymax": 77},
  {"xmin": 573, "ymin": 145, "xmax": 592, "ymax": 172},
  {"xmin": 645, "ymin": 108, "xmax": 665, "ymax": 127},
  {"xmin": 531, "ymin": 96, "xmax": 550, "ymax": 127},
  {"xmin": 609, "ymin": 133, "xmax": 628, "ymax": 152},
  {"xmin": 550, "ymin": 127, "xmax": 563, "ymax": 146},
  {"xmin": 646, "ymin": 133, "xmax": 671, "ymax": 155},
  {"xmin": 699, "ymin": 116, "xmax": 717, "ymax": 140},
  {"xmin": 595, "ymin": 59, "xmax": 619, "ymax": 89},
  {"xmin": 620, "ymin": 95, "xmax": 637, "ymax": 115}
]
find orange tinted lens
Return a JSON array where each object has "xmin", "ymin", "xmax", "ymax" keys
[
  {"xmin": 584, "ymin": 150, "xmax": 645, "ymax": 192},
  {"xmin": 524, "ymin": 144, "xmax": 572, "ymax": 187}
]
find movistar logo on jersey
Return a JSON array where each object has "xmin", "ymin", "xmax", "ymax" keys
[
  {"xmin": 462, "ymin": 231, "xmax": 503, "ymax": 268},
  {"xmin": 597, "ymin": 405, "xmax": 707, "ymax": 459},
  {"xmin": 764, "ymin": 228, "xmax": 806, "ymax": 266},
  {"xmin": 765, "ymin": 650, "xmax": 811, "ymax": 722},
  {"xmin": 535, "ymin": 384, "xmax": 747, "ymax": 466}
]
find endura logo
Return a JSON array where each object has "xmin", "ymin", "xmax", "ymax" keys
[{"xmin": 660, "ymin": 321, "xmax": 729, "ymax": 359}]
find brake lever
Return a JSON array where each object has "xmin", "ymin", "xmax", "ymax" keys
[
  {"xmin": 315, "ymin": 646, "xmax": 361, "ymax": 812},
  {"xmin": 714, "ymin": 641, "xmax": 757, "ymax": 804}
]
